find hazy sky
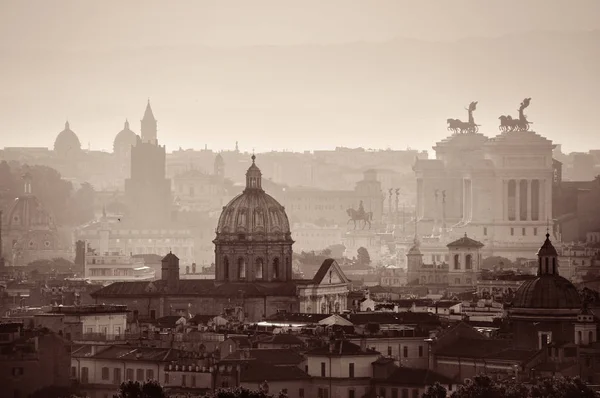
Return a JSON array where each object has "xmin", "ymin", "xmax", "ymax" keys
[{"xmin": 1, "ymin": 0, "xmax": 599, "ymax": 154}]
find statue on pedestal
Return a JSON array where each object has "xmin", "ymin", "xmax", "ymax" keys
[
  {"xmin": 447, "ymin": 101, "xmax": 480, "ymax": 134},
  {"xmin": 346, "ymin": 200, "xmax": 373, "ymax": 230},
  {"xmin": 499, "ymin": 98, "xmax": 533, "ymax": 132}
]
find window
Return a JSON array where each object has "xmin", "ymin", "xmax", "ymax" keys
[
  {"xmin": 402, "ymin": 389, "xmax": 409, "ymax": 398},
  {"xmin": 150, "ymin": 310, "xmax": 156, "ymax": 320},
  {"xmin": 191, "ymin": 375, "xmax": 196, "ymax": 387},
  {"xmin": 522, "ymin": 227, "xmax": 526, "ymax": 236},
  {"xmin": 465, "ymin": 254, "xmax": 472, "ymax": 270},
  {"xmin": 81, "ymin": 367, "xmax": 89, "ymax": 383},
  {"xmin": 349, "ymin": 389, "xmax": 355, "ymax": 398},
  {"xmin": 238, "ymin": 257, "xmax": 246, "ymax": 279},
  {"xmin": 182, "ymin": 375, "xmax": 187, "ymax": 387},
  {"xmin": 318, "ymin": 388, "xmax": 324, "ymax": 398},
  {"xmin": 379, "ymin": 388, "xmax": 386, "ymax": 398},
  {"xmin": 483, "ymin": 227, "xmax": 487, "ymax": 236},
  {"xmin": 321, "ymin": 362, "xmax": 326, "ymax": 377},
  {"xmin": 388, "ymin": 346, "xmax": 392, "ymax": 356},
  {"xmin": 273, "ymin": 258, "xmax": 280, "ymax": 280},
  {"xmin": 114, "ymin": 368, "xmax": 121, "ymax": 384},
  {"xmin": 299, "ymin": 388, "xmax": 305, "ymax": 398},
  {"xmin": 453, "ymin": 254, "xmax": 460, "ymax": 270},
  {"xmin": 533, "ymin": 227, "xmax": 538, "ymax": 236},
  {"xmin": 510, "ymin": 228, "xmax": 514, "ymax": 236},
  {"xmin": 146, "ymin": 369, "xmax": 154, "ymax": 380},
  {"xmin": 419, "ymin": 345, "xmax": 424, "ymax": 357},
  {"xmin": 102, "ymin": 367, "xmax": 110, "ymax": 380},
  {"xmin": 126, "ymin": 368, "xmax": 134, "ymax": 381},
  {"xmin": 403, "ymin": 346, "xmax": 408, "ymax": 357},
  {"xmin": 164, "ymin": 372, "xmax": 169, "ymax": 384},
  {"xmin": 349, "ymin": 363, "xmax": 355, "ymax": 378},
  {"xmin": 223, "ymin": 256, "xmax": 230, "ymax": 280},
  {"xmin": 392, "ymin": 388, "xmax": 398, "ymax": 398},
  {"xmin": 324, "ymin": 389, "xmax": 329, "ymax": 398},
  {"xmin": 136, "ymin": 369, "xmax": 144, "ymax": 381}
]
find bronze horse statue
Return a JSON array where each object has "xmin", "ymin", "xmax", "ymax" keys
[{"xmin": 347, "ymin": 208, "xmax": 373, "ymax": 230}]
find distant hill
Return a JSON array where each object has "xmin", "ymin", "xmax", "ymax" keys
[{"xmin": 1, "ymin": 30, "xmax": 598, "ymax": 152}]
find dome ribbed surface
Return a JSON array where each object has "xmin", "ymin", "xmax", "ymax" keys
[
  {"xmin": 7, "ymin": 196, "xmax": 54, "ymax": 230},
  {"xmin": 512, "ymin": 275, "xmax": 581, "ymax": 309},
  {"xmin": 114, "ymin": 121, "xmax": 138, "ymax": 153},
  {"xmin": 216, "ymin": 190, "xmax": 290, "ymax": 239}
]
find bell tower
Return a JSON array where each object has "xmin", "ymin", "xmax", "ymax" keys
[{"xmin": 141, "ymin": 99, "xmax": 157, "ymax": 145}]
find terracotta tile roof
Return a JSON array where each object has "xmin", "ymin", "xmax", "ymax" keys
[
  {"xmin": 435, "ymin": 338, "xmax": 539, "ymax": 362},
  {"xmin": 91, "ymin": 280, "xmax": 298, "ymax": 298},
  {"xmin": 222, "ymin": 348, "xmax": 304, "ymax": 366},
  {"xmin": 378, "ymin": 366, "xmax": 454, "ymax": 386},
  {"xmin": 237, "ymin": 360, "xmax": 310, "ymax": 382},
  {"xmin": 91, "ymin": 346, "xmax": 182, "ymax": 362},
  {"xmin": 306, "ymin": 340, "xmax": 380, "ymax": 357},
  {"xmin": 258, "ymin": 334, "xmax": 304, "ymax": 346}
]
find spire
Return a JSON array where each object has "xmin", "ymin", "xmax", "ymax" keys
[
  {"xmin": 245, "ymin": 155, "xmax": 262, "ymax": 191},
  {"xmin": 143, "ymin": 100, "xmax": 156, "ymax": 121},
  {"xmin": 65, "ymin": 121, "xmax": 70, "ymax": 130},
  {"xmin": 124, "ymin": 119, "xmax": 130, "ymax": 130}
]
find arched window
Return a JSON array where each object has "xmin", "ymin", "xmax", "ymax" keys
[
  {"xmin": 238, "ymin": 257, "xmax": 246, "ymax": 280},
  {"xmin": 255, "ymin": 258, "xmax": 264, "ymax": 280},
  {"xmin": 454, "ymin": 254, "xmax": 460, "ymax": 270},
  {"xmin": 273, "ymin": 258, "xmax": 280, "ymax": 280},
  {"xmin": 465, "ymin": 254, "xmax": 472, "ymax": 270},
  {"xmin": 545, "ymin": 258, "xmax": 549, "ymax": 274},
  {"xmin": 223, "ymin": 257, "xmax": 230, "ymax": 280}
]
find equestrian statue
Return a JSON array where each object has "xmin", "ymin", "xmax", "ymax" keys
[
  {"xmin": 499, "ymin": 98, "xmax": 533, "ymax": 132},
  {"xmin": 347, "ymin": 200, "xmax": 373, "ymax": 230},
  {"xmin": 447, "ymin": 101, "xmax": 480, "ymax": 134}
]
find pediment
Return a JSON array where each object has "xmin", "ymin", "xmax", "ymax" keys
[{"xmin": 313, "ymin": 259, "xmax": 350, "ymax": 285}]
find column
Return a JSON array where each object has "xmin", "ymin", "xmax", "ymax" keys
[
  {"xmin": 545, "ymin": 178, "xmax": 553, "ymax": 223},
  {"xmin": 527, "ymin": 180, "xmax": 532, "ymax": 221},
  {"xmin": 503, "ymin": 180, "xmax": 508, "ymax": 221},
  {"xmin": 515, "ymin": 180, "xmax": 521, "ymax": 222},
  {"xmin": 539, "ymin": 180, "xmax": 546, "ymax": 221}
]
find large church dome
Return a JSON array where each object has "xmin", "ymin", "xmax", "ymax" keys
[
  {"xmin": 54, "ymin": 121, "xmax": 82, "ymax": 156},
  {"xmin": 6, "ymin": 173, "xmax": 55, "ymax": 231},
  {"xmin": 215, "ymin": 155, "xmax": 291, "ymax": 241},
  {"xmin": 511, "ymin": 233, "xmax": 581, "ymax": 311},
  {"xmin": 113, "ymin": 119, "xmax": 138, "ymax": 155}
]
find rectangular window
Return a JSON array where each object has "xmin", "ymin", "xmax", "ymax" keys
[
  {"xmin": 299, "ymin": 389, "xmax": 305, "ymax": 398},
  {"xmin": 379, "ymin": 388, "xmax": 386, "ymax": 398},
  {"xmin": 402, "ymin": 389, "xmax": 409, "ymax": 398},
  {"xmin": 136, "ymin": 369, "xmax": 144, "ymax": 381},
  {"xmin": 102, "ymin": 367, "xmax": 110, "ymax": 380},
  {"xmin": 114, "ymin": 368, "xmax": 121, "ymax": 384},
  {"xmin": 146, "ymin": 369, "xmax": 154, "ymax": 380},
  {"xmin": 126, "ymin": 369, "xmax": 134, "ymax": 381},
  {"xmin": 387, "ymin": 346, "xmax": 392, "ymax": 356},
  {"xmin": 318, "ymin": 388, "xmax": 324, "ymax": 398},
  {"xmin": 150, "ymin": 310, "xmax": 156, "ymax": 320},
  {"xmin": 349, "ymin": 363, "xmax": 355, "ymax": 378},
  {"xmin": 191, "ymin": 375, "xmax": 196, "ymax": 387},
  {"xmin": 522, "ymin": 227, "xmax": 526, "ymax": 236},
  {"xmin": 483, "ymin": 227, "xmax": 487, "ymax": 236},
  {"xmin": 321, "ymin": 362, "xmax": 326, "ymax": 377},
  {"xmin": 81, "ymin": 367, "xmax": 89, "ymax": 383},
  {"xmin": 349, "ymin": 389, "xmax": 356, "ymax": 398},
  {"xmin": 324, "ymin": 388, "xmax": 329, "ymax": 398},
  {"xmin": 510, "ymin": 228, "xmax": 514, "ymax": 236},
  {"xmin": 419, "ymin": 345, "xmax": 424, "ymax": 357},
  {"xmin": 534, "ymin": 227, "xmax": 538, "ymax": 236},
  {"xmin": 403, "ymin": 346, "xmax": 408, "ymax": 357}
]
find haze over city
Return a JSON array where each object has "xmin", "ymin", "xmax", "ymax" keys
[{"xmin": 1, "ymin": 0, "xmax": 599, "ymax": 153}]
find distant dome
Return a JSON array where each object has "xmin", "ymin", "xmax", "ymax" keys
[
  {"xmin": 54, "ymin": 121, "xmax": 82, "ymax": 156},
  {"xmin": 215, "ymin": 155, "xmax": 291, "ymax": 241},
  {"xmin": 113, "ymin": 120, "xmax": 138, "ymax": 155},
  {"xmin": 6, "ymin": 174, "xmax": 54, "ymax": 231}
]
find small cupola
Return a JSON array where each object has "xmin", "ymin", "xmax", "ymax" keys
[{"xmin": 537, "ymin": 233, "xmax": 559, "ymax": 276}]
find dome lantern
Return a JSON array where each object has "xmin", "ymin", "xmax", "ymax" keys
[
  {"xmin": 245, "ymin": 155, "xmax": 262, "ymax": 191},
  {"xmin": 537, "ymin": 232, "xmax": 559, "ymax": 276}
]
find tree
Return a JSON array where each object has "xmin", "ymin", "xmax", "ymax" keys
[
  {"xmin": 203, "ymin": 386, "xmax": 288, "ymax": 398},
  {"xmin": 30, "ymin": 386, "xmax": 83, "ymax": 398},
  {"xmin": 422, "ymin": 383, "xmax": 448, "ymax": 398},
  {"xmin": 114, "ymin": 380, "xmax": 166, "ymax": 398},
  {"xmin": 529, "ymin": 376, "xmax": 598, "ymax": 398},
  {"xmin": 357, "ymin": 247, "xmax": 371, "ymax": 266}
]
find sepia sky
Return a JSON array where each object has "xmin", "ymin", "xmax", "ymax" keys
[{"xmin": 0, "ymin": 0, "xmax": 599, "ymax": 154}]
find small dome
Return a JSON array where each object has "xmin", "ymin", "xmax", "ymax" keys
[
  {"xmin": 54, "ymin": 121, "xmax": 82, "ymax": 156},
  {"xmin": 113, "ymin": 120, "xmax": 139, "ymax": 154},
  {"xmin": 215, "ymin": 155, "xmax": 291, "ymax": 240},
  {"xmin": 511, "ymin": 275, "xmax": 581, "ymax": 310}
]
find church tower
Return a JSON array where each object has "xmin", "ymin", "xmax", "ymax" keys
[{"xmin": 141, "ymin": 100, "xmax": 158, "ymax": 145}]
